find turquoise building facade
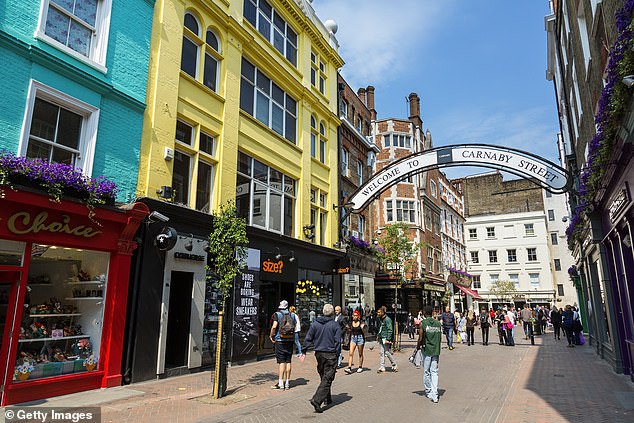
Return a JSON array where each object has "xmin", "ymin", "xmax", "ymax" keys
[{"xmin": 0, "ymin": 0, "xmax": 154, "ymax": 201}]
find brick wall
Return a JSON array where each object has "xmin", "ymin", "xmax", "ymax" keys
[{"xmin": 462, "ymin": 173, "xmax": 544, "ymax": 217}]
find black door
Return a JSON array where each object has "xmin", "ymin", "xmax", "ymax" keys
[{"xmin": 165, "ymin": 271, "xmax": 193, "ymax": 368}]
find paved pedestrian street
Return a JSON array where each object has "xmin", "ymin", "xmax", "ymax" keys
[{"xmin": 6, "ymin": 330, "xmax": 633, "ymax": 423}]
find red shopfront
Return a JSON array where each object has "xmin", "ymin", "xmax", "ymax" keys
[{"xmin": 0, "ymin": 188, "xmax": 147, "ymax": 405}]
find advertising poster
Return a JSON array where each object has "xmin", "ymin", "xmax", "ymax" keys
[{"xmin": 231, "ymin": 269, "xmax": 259, "ymax": 361}]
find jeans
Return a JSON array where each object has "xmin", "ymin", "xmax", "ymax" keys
[
  {"xmin": 379, "ymin": 340, "xmax": 397, "ymax": 369},
  {"xmin": 423, "ymin": 355, "xmax": 439, "ymax": 401},
  {"xmin": 505, "ymin": 328, "xmax": 515, "ymax": 346},
  {"xmin": 481, "ymin": 327, "xmax": 489, "ymax": 344},
  {"xmin": 443, "ymin": 327, "xmax": 454, "ymax": 348},
  {"xmin": 294, "ymin": 332, "xmax": 302, "ymax": 355},
  {"xmin": 553, "ymin": 323, "xmax": 561, "ymax": 339},
  {"xmin": 523, "ymin": 321, "xmax": 531, "ymax": 337},
  {"xmin": 466, "ymin": 327, "xmax": 475, "ymax": 345},
  {"xmin": 313, "ymin": 351, "xmax": 338, "ymax": 405}
]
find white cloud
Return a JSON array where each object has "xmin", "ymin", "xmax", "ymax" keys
[{"xmin": 312, "ymin": 0, "xmax": 453, "ymax": 88}]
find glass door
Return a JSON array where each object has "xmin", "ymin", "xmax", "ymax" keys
[{"xmin": 0, "ymin": 271, "xmax": 20, "ymax": 406}]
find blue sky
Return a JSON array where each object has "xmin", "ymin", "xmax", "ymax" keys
[{"xmin": 312, "ymin": 0, "xmax": 560, "ymax": 180}]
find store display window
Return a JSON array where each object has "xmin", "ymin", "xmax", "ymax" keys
[
  {"xmin": 0, "ymin": 240, "xmax": 26, "ymax": 266},
  {"xmin": 13, "ymin": 244, "xmax": 109, "ymax": 382},
  {"xmin": 295, "ymin": 270, "xmax": 333, "ymax": 332}
]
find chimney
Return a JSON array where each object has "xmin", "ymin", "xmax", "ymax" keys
[
  {"xmin": 408, "ymin": 93, "xmax": 420, "ymax": 119},
  {"xmin": 357, "ymin": 87, "xmax": 366, "ymax": 105},
  {"xmin": 366, "ymin": 85, "xmax": 376, "ymax": 120}
]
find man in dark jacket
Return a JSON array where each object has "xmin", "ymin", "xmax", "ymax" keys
[
  {"xmin": 440, "ymin": 306, "xmax": 456, "ymax": 350},
  {"xmin": 550, "ymin": 307, "xmax": 562, "ymax": 340},
  {"xmin": 300, "ymin": 303, "xmax": 342, "ymax": 413}
]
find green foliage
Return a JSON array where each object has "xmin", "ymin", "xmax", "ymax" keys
[
  {"xmin": 207, "ymin": 201, "xmax": 248, "ymax": 301},
  {"xmin": 377, "ymin": 223, "xmax": 420, "ymax": 283},
  {"xmin": 489, "ymin": 280, "xmax": 517, "ymax": 303}
]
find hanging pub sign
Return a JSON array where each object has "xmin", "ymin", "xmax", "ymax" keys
[{"xmin": 260, "ymin": 252, "xmax": 298, "ymax": 282}]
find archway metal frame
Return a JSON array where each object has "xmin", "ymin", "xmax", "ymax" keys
[{"xmin": 346, "ymin": 144, "xmax": 573, "ymax": 213}]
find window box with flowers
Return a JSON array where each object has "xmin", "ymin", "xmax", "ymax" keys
[{"xmin": 0, "ymin": 151, "xmax": 117, "ymax": 220}]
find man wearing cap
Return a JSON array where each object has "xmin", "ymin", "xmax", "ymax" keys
[
  {"xmin": 300, "ymin": 303, "xmax": 342, "ymax": 413},
  {"xmin": 270, "ymin": 300, "xmax": 297, "ymax": 390}
]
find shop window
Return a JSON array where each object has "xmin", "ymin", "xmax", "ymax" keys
[
  {"xmin": 13, "ymin": 245, "xmax": 109, "ymax": 383},
  {"xmin": 0, "ymin": 240, "xmax": 26, "ymax": 266}
]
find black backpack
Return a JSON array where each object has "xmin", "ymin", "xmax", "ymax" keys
[
  {"xmin": 480, "ymin": 314, "xmax": 489, "ymax": 327},
  {"xmin": 278, "ymin": 312, "xmax": 295, "ymax": 339}
]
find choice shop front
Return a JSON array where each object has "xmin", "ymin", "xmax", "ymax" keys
[{"xmin": 0, "ymin": 189, "xmax": 147, "ymax": 406}]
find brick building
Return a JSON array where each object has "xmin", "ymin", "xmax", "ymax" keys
[{"xmin": 336, "ymin": 77, "xmax": 380, "ymax": 311}]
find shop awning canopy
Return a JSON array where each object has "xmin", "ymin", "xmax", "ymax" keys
[{"xmin": 454, "ymin": 283, "xmax": 483, "ymax": 300}]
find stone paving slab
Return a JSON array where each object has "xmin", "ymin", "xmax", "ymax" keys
[{"xmin": 2, "ymin": 329, "xmax": 632, "ymax": 423}]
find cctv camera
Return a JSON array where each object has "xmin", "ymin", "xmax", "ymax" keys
[
  {"xmin": 562, "ymin": 216, "xmax": 569, "ymax": 223},
  {"xmin": 149, "ymin": 211, "xmax": 169, "ymax": 223}
]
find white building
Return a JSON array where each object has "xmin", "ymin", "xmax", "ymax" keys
[{"xmin": 465, "ymin": 211, "xmax": 556, "ymax": 307}]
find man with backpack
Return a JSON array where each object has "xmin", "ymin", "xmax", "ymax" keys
[
  {"xmin": 479, "ymin": 307, "xmax": 491, "ymax": 345},
  {"xmin": 269, "ymin": 300, "xmax": 298, "ymax": 390}
]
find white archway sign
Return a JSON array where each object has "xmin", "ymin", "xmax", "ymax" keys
[{"xmin": 347, "ymin": 144, "xmax": 572, "ymax": 212}]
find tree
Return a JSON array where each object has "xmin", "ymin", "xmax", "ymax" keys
[
  {"xmin": 489, "ymin": 280, "xmax": 517, "ymax": 304},
  {"xmin": 376, "ymin": 223, "xmax": 419, "ymax": 350},
  {"xmin": 207, "ymin": 201, "xmax": 248, "ymax": 398}
]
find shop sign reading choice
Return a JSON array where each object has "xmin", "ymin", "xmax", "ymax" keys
[{"xmin": 5, "ymin": 211, "xmax": 102, "ymax": 238}]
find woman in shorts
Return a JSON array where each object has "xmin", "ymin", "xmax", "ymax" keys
[{"xmin": 344, "ymin": 310, "xmax": 366, "ymax": 374}]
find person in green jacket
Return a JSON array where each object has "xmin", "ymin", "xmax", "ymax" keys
[
  {"xmin": 417, "ymin": 305, "xmax": 441, "ymax": 403},
  {"xmin": 376, "ymin": 306, "xmax": 398, "ymax": 373}
]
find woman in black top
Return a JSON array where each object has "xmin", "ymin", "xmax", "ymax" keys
[{"xmin": 344, "ymin": 310, "xmax": 366, "ymax": 374}]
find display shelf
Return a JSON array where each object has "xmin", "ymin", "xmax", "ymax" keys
[
  {"xmin": 18, "ymin": 334, "xmax": 89, "ymax": 343},
  {"xmin": 65, "ymin": 281, "xmax": 104, "ymax": 285},
  {"xmin": 28, "ymin": 314, "xmax": 81, "ymax": 318},
  {"xmin": 64, "ymin": 297, "xmax": 103, "ymax": 301}
]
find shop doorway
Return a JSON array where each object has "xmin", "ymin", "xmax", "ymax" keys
[
  {"xmin": 165, "ymin": 271, "xmax": 193, "ymax": 369},
  {"xmin": 0, "ymin": 271, "xmax": 20, "ymax": 406}
]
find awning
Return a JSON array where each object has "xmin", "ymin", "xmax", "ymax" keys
[{"xmin": 454, "ymin": 284, "xmax": 483, "ymax": 300}]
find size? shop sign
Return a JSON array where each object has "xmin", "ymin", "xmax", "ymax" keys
[{"xmin": 260, "ymin": 252, "xmax": 298, "ymax": 282}]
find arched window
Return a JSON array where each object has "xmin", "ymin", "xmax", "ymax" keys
[
  {"xmin": 319, "ymin": 122, "xmax": 327, "ymax": 164},
  {"xmin": 181, "ymin": 12, "xmax": 201, "ymax": 78},
  {"xmin": 310, "ymin": 116, "xmax": 317, "ymax": 158},
  {"xmin": 204, "ymin": 29, "xmax": 221, "ymax": 91}
]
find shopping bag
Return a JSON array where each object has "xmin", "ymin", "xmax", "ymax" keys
[
  {"xmin": 579, "ymin": 333, "xmax": 585, "ymax": 345},
  {"xmin": 456, "ymin": 332, "xmax": 461, "ymax": 343},
  {"xmin": 409, "ymin": 348, "xmax": 423, "ymax": 367}
]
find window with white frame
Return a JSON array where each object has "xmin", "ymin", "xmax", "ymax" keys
[
  {"xmin": 243, "ymin": 0, "xmax": 297, "ymax": 66},
  {"xmin": 319, "ymin": 122, "xmax": 327, "ymax": 164},
  {"xmin": 529, "ymin": 273, "xmax": 540, "ymax": 289},
  {"xmin": 548, "ymin": 209, "xmax": 555, "ymax": 221},
  {"xmin": 240, "ymin": 58, "xmax": 296, "ymax": 143},
  {"xmin": 430, "ymin": 180, "xmax": 437, "ymax": 197},
  {"xmin": 470, "ymin": 251, "xmax": 479, "ymax": 264},
  {"xmin": 386, "ymin": 199, "xmax": 415, "ymax": 223},
  {"xmin": 490, "ymin": 273, "xmax": 499, "ymax": 284},
  {"xmin": 554, "ymin": 258, "xmax": 561, "ymax": 271},
  {"xmin": 468, "ymin": 228, "xmax": 477, "ymax": 240},
  {"xmin": 319, "ymin": 192, "xmax": 327, "ymax": 245},
  {"xmin": 357, "ymin": 215, "xmax": 365, "ymax": 240},
  {"xmin": 357, "ymin": 159, "xmax": 363, "ymax": 186},
  {"xmin": 383, "ymin": 133, "xmax": 390, "ymax": 148},
  {"xmin": 181, "ymin": 12, "xmax": 200, "ymax": 78},
  {"xmin": 557, "ymin": 284, "xmax": 565, "ymax": 296},
  {"xmin": 172, "ymin": 119, "xmax": 217, "ymax": 212},
  {"xmin": 524, "ymin": 223, "xmax": 535, "ymax": 236},
  {"xmin": 472, "ymin": 275, "xmax": 481, "ymax": 289},
  {"xmin": 310, "ymin": 116, "xmax": 317, "ymax": 158},
  {"xmin": 236, "ymin": 151, "xmax": 295, "ymax": 235},
  {"xmin": 21, "ymin": 81, "xmax": 99, "ymax": 175},
  {"xmin": 340, "ymin": 100, "xmax": 348, "ymax": 118},
  {"xmin": 486, "ymin": 227, "xmax": 495, "ymax": 238},
  {"xmin": 527, "ymin": 248, "xmax": 538, "ymax": 262},
  {"xmin": 310, "ymin": 50, "xmax": 327, "ymax": 95},
  {"xmin": 488, "ymin": 250, "xmax": 497, "ymax": 263},
  {"xmin": 507, "ymin": 249, "xmax": 517, "ymax": 262},
  {"xmin": 341, "ymin": 148, "xmax": 349, "ymax": 176},
  {"xmin": 38, "ymin": 0, "xmax": 113, "ymax": 68},
  {"xmin": 180, "ymin": 12, "xmax": 222, "ymax": 93},
  {"xmin": 389, "ymin": 133, "xmax": 411, "ymax": 148},
  {"xmin": 509, "ymin": 273, "xmax": 519, "ymax": 289},
  {"xmin": 551, "ymin": 232, "xmax": 559, "ymax": 245}
]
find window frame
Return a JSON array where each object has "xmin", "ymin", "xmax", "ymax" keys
[
  {"xmin": 468, "ymin": 228, "xmax": 477, "ymax": 240},
  {"xmin": 470, "ymin": 251, "xmax": 479, "ymax": 264},
  {"xmin": 488, "ymin": 250, "xmax": 498, "ymax": 263},
  {"xmin": 524, "ymin": 223, "xmax": 535, "ymax": 236},
  {"xmin": 36, "ymin": 0, "xmax": 113, "ymax": 72},
  {"xmin": 527, "ymin": 247, "xmax": 538, "ymax": 262},
  {"xmin": 507, "ymin": 249, "xmax": 517, "ymax": 263},
  {"xmin": 486, "ymin": 226, "xmax": 495, "ymax": 238},
  {"xmin": 20, "ymin": 80, "xmax": 99, "ymax": 176},
  {"xmin": 244, "ymin": 0, "xmax": 297, "ymax": 66}
]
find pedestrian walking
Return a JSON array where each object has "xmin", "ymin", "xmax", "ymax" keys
[
  {"xmin": 406, "ymin": 313, "xmax": 415, "ymax": 339},
  {"xmin": 496, "ymin": 309, "xmax": 507, "ymax": 345},
  {"xmin": 440, "ymin": 306, "xmax": 456, "ymax": 350},
  {"xmin": 503, "ymin": 309, "xmax": 515, "ymax": 346},
  {"xmin": 269, "ymin": 300, "xmax": 298, "ymax": 390},
  {"xmin": 289, "ymin": 305, "xmax": 302, "ymax": 356},
  {"xmin": 457, "ymin": 312, "xmax": 466, "ymax": 344},
  {"xmin": 300, "ymin": 303, "xmax": 342, "ymax": 413},
  {"xmin": 334, "ymin": 305, "xmax": 348, "ymax": 367},
  {"xmin": 479, "ymin": 308, "xmax": 491, "ymax": 345},
  {"xmin": 551, "ymin": 306, "xmax": 562, "ymax": 340},
  {"xmin": 465, "ymin": 308, "xmax": 477, "ymax": 346},
  {"xmin": 520, "ymin": 304, "xmax": 533, "ymax": 340},
  {"xmin": 344, "ymin": 310, "xmax": 366, "ymax": 374},
  {"xmin": 562, "ymin": 305, "xmax": 575, "ymax": 347},
  {"xmin": 417, "ymin": 305, "xmax": 441, "ymax": 403},
  {"xmin": 376, "ymin": 306, "xmax": 398, "ymax": 373}
]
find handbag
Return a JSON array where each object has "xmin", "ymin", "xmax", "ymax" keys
[{"xmin": 579, "ymin": 332, "xmax": 585, "ymax": 345}]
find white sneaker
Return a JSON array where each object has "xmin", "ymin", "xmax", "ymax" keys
[
  {"xmin": 356, "ymin": 367, "xmax": 363, "ymax": 373},
  {"xmin": 377, "ymin": 367, "xmax": 386, "ymax": 373}
]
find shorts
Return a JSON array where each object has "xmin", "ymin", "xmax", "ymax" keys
[
  {"xmin": 350, "ymin": 334, "xmax": 365, "ymax": 345},
  {"xmin": 275, "ymin": 341, "xmax": 294, "ymax": 363}
]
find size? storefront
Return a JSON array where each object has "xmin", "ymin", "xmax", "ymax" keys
[{"xmin": 0, "ymin": 188, "xmax": 147, "ymax": 405}]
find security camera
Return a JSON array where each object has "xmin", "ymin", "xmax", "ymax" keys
[
  {"xmin": 562, "ymin": 216, "xmax": 569, "ymax": 223},
  {"xmin": 149, "ymin": 211, "xmax": 169, "ymax": 223}
]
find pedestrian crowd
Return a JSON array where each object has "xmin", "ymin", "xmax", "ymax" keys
[{"xmin": 268, "ymin": 299, "xmax": 585, "ymax": 414}]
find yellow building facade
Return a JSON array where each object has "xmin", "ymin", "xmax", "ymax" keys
[{"xmin": 137, "ymin": 0, "xmax": 343, "ymax": 248}]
